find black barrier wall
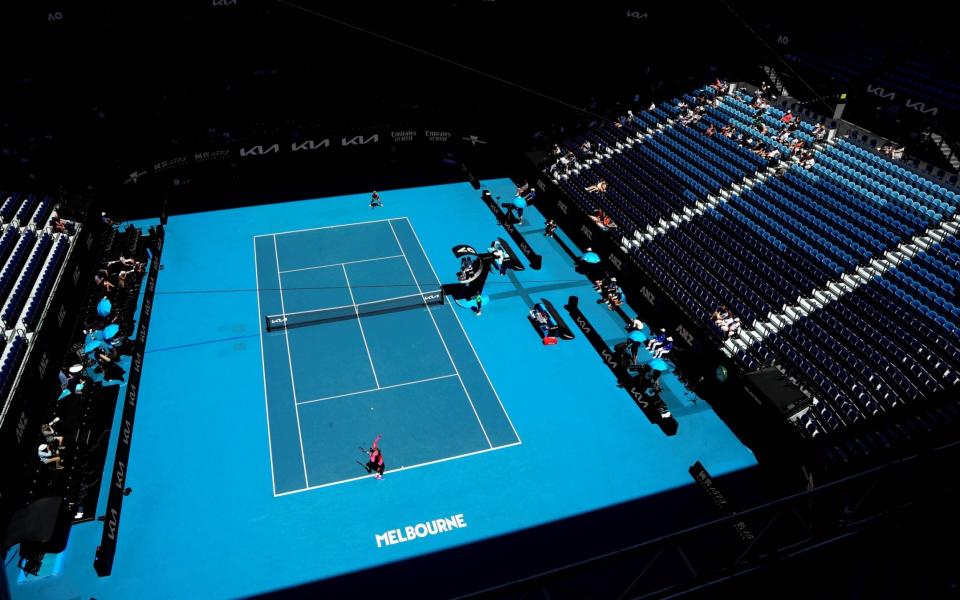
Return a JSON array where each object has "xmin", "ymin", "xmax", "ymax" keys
[
  {"xmin": 0, "ymin": 210, "xmax": 101, "ymax": 530},
  {"xmin": 479, "ymin": 190, "xmax": 543, "ymax": 270},
  {"xmin": 93, "ymin": 225, "xmax": 164, "ymax": 577},
  {"xmin": 522, "ymin": 162, "xmax": 797, "ymax": 461}
]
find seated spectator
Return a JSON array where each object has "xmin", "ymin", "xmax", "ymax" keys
[
  {"xmin": 600, "ymin": 214, "xmax": 617, "ymax": 229},
  {"xmin": 38, "ymin": 443, "xmax": 64, "ymax": 470},
  {"xmin": 646, "ymin": 328, "xmax": 668, "ymax": 352},
  {"xmin": 585, "ymin": 180, "xmax": 608, "ymax": 194},
  {"xmin": 95, "ymin": 269, "xmax": 115, "ymax": 294},
  {"xmin": 652, "ymin": 336, "xmax": 673, "ymax": 359},
  {"xmin": 590, "ymin": 208, "xmax": 608, "ymax": 226},
  {"xmin": 780, "ymin": 110, "xmax": 794, "ymax": 124},
  {"xmin": 580, "ymin": 140, "xmax": 592, "ymax": 154},
  {"xmin": 41, "ymin": 418, "xmax": 63, "ymax": 445},
  {"xmin": 890, "ymin": 145, "xmax": 905, "ymax": 160},
  {"xmin": 712, "ymin": 306, "xmax": 730, "ymax": 325},
  {"xmin": 49, "ymin": 211, "xmax": 67, "ymax": 233},
  {"xmin": 812, "ymin": 123, "xmax": 826, "ymax": 140},
  {"xmin": 705, "ymin": 124, "xmax": 716, "ymax": 137}
]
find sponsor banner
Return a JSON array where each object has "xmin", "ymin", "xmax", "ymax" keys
[
  {"xmin": 375, "ymin": 514, "xmax": 467, "ymax": 548},
  {"xmin": 689, "ymin": 461, "xmax": 755, "ymax": 542},
  {"xmin": 94, "ymin": 226, "xmax": 164, "ymax": 577}
]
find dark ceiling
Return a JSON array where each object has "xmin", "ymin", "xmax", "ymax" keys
[{"xmin": 1, "ymin": 1, "xmax": 956, "ymax": 206}]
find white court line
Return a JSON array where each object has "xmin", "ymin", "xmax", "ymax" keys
[
  {"xmin": 253, "ymin": 238, "xmax": 279, "ymax": 495},
  {"xmin": 401, "ymin": 216, "xmax": 522, "ymax": 444},
  {"xmin": 388, "ymin": 220, "xmax": 492, "ymax": 448},
  {"xmin": 253, "ymin": 217, "xmax": 399, "ymax": 239},
  {"xmin": 272, "ymin": 292, "xmax": 430, "ymax": 319},
  {"xmin": 296, "ymin": 373, "xmax": 458, "ymax": 406},
  {"xmin": 274, "ymin": 441, "xmax": 522, "ymax": 497},
  {"xmin": 273, "ymin": 235, "xmax": 311, "ymax": 486},
  {"xmin": 341, "ymin": 264, "xmax": 380, "ymax": 389},
  {"xmin": 279, "ymin": 254, "xmax": 403, "ymax": 274}
]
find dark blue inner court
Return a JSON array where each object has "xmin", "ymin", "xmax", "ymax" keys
[{"xmin": 6, "ymin": 180, "xmax": 754, "ymax": 600}]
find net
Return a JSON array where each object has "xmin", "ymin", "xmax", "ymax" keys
[{"xmin": 265, "ymin": 289, "xmax": 444, "ymax": 331}]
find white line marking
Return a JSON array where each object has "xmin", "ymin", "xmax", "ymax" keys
[
  {"xmin": 253, "ymin": 237, "xmax": 279, "ymax": 495},
  {"xmin": 279, "ymin": 254, "xmax": 404, "ymax": 274},
  {"xmin": 388, "ymin": 220, "xmax": 492, "ymax": 448},
  {"xmin": 273, "ymin": 441, "xmax": 522, "ymax": 496},
  {"xmin": 401, "ymin": 216, "xmax": 522, "ymax": 444},
  {"xmin": 253, "ymin": 217, "xmax": 398, "ymax": 239},
  {"xmin": 274, "ymin": 235, "xmax": 311, "ymax": 486},
  {"xmin": 296, "ymin": 373, "xmax": 458, "ymax": 406},
  {"xmin": 342, "ymin": 264, "xmax": 380, "ymax": 389}
]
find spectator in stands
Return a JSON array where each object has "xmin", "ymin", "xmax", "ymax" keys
[
  {"xmin": 721, "ymin": 125, "xmax": 733, "ymax": 138},
  {"xmin": 890, "ymin": 145, "xmax": 905, "ymax": 160},
  {"xmin": 580, "ymin": 140, "xmax": 592, "ymax": 155},
  {"xmin": 585, "ymin": 180, "xmax": 608, "ymax": 194},
  {"xmin": 780, "ymin": 110, "xmax": 794, "ymax": 124},
  {"xmin": 766, "ymin": 148, "xmax": 782, "ymax": 166},
  {"xmin": 107, "ymin": 256, "xmax": 142, "ymax": 273},
  {"xmin": 38, "ymin": 443, "xmax": 64, "ymax": 470},
  {"xmin": 759, "ymin": 81, "xmax": 772, "ymax": 99},
  {"xmin": 705, "ymin": 124, "xmax": 716, "ymax": 137},
  {"xmin": 95, "ymin": 269, "xmax": 115, "ymax": 294},
  {"xmin": 812, "ymin": 123, "xmax": 827, "ymax": 140},
  {"xmin": 712, "ymin": 306, "xmax": 730, "ymax": 325},
  {"xmin": 49, "ymin": 211, "xmax": 66, "ymax": 234},
  {"xmin": 590, "ymin": 208, "xmax": 607, "ymax": 226},
  {"xmin": 41, "ymin": 418, "xmax": 63, "ymax": 446}
]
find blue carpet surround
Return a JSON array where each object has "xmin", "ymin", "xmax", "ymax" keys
[{"xmin": 7, "ymin": 179, "xmax": 755, "ymax": 599}]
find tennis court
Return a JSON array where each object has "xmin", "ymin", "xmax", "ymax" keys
[{"xmin": 254, "ymin": 217, "xmax": 520, "ymax": 494}]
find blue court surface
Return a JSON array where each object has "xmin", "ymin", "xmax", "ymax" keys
[{"xmin": 7, "ymin": 179, "xmax": 756, "ymax": 600}]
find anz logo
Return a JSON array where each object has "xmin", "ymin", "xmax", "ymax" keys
[
  {"xmin": 556, "ymin": 200, "xmax": 568, "ymax": 214},
  {"xmin": 640, "ymin": 286, "xmax": 656, "ymax": 305},
  {"xmin": 580, "ymin": 225, "xmax": 593, "ymax": 240},
  {"xmin": 608, "ymin": 254, "xmax": 622, "ymax": 270},
  {"xmin": 676, "ymin": 324, "xmax": 694, "ymax": 346}
]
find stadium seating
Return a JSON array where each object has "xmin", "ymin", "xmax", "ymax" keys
[{"xmin": 546, "ymin": 84, "xmax": 960, "ymax": 439}]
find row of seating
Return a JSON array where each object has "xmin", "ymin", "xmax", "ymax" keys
[
  {"xmin": 21, "ymin": 237, "xmax": 69, "ymax": 331},
  {"xmin": 547, "ymin": 82, "xmax": 960, "ymax": 442},
  {"xmin": 1, "ymin": 235, "xmax": 54, "ymax": 328},
  {"xmin": 0, "ymin": 333, "xmax": 27, "ymax": 403}
]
